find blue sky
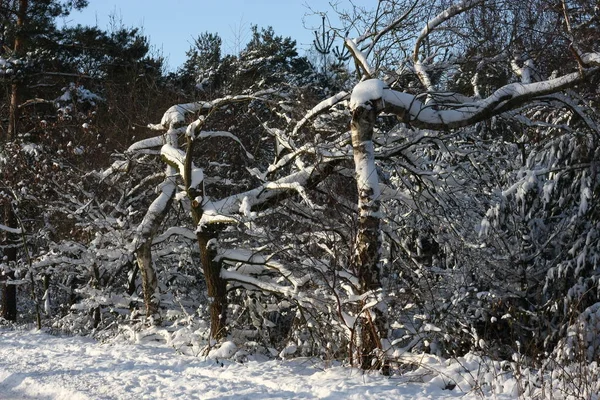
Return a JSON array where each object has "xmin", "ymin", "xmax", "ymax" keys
[{"xmin": 64, "ymin": 0, "xmax": 373, "ymax": 71}]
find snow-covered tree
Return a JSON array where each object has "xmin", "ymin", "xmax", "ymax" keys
[
  {"xmin": 92, "ymin": 0, "xmax": 600, "ymax": 371},
  {"xmin": 337, "ymin": 0, "xmax": 600, "ymax": 367},
  {"xmin": 4, "ymin": 0, "xmax": 600, "ymax": 379}
]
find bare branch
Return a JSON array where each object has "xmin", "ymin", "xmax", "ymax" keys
[{"xmin": 412, "ymin": 0, "xmax": 484, "ymax": 91}]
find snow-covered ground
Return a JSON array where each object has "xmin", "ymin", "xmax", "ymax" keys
[{"xmin": 0, "ymin": 328, "xmax": 494, "ymax": 400}]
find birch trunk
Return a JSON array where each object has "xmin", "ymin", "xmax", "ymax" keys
[{"xmin": 350, "ymin": 101, "xmax": 388, "ymax": 371}]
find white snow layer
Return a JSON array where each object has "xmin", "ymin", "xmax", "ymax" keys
[
  {"xmin": 0, "ymin": 329, "xmax": 502, "ymax": 399},
  {"xmin": 347, "ymin": 69, "xmax": 592, "ymax": 128},
  {"xmin": 350, "ymin": 79, "xmax": 384, "ymax": 110},
  {"xmin": 345, "ymin": 38, "xmax": 372, "ymax": 77},
  {"xmin": 160, "ymin": 144, "xmax": 204, "ymax": 189},
  {"xmin": 382, "ymin": 70, "xmax": 584, "ymax": 127},
  {"xmin": 293, "ymin": 91, "xmax": 349, "ymax": 136},
  {"xmin": 127, "ymin": 136, "xmax": 165, "ymax": 152},
  {"xmin": 582, "ymin": 52, "xmax": 600, "ymax": 65},
  {"xmin": 160, "ymin": 103, "xmax": 202, "ymax": 127},
  {"xmin": 354, "ymin": 140, "xmax": 381, "ymax": 205}
]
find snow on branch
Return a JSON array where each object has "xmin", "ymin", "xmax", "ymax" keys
[
  {"xmin": 160, "ymin": 144, "xmax": 186, "ymax": 172},
  {"xmin": 160, "ymin": 144, "xmax": 204, "ymax": 190},
  {"xmin": 413, "ymin": 0, "xmax": 483, "ymax": 91},
  {"xmin": 413, "ymin": 0, "xmax": 482, "ymax": 62},
  {"xmin": 350, "ymin": 79, "xmax": 385, "ymax": 110},
  {"xmin": 132, "ymin": 178, "xmax": 177, "ymax": 248},
  {"xmin": 127, "ymin": 135, "xmax": 167, "ymax": 153},
  {"xmin": 267, "ymin": 141, "xmax": 324, "ymax": 175},
  {"xmin": 582, "ymin": 53, "xmax": 600, "ymax": 66},
  {"xmin": 220, "ymin": 270, "xmax": 314, "ymax": 306},
  {"xmin": 152, "ymin": 226, "xmax": 196, "ymax": 245},
  {"xmin": 345, "ymin": 38, "xmax": 373, "ymax": 78},
  {"xmin": 351, "ymin": 65, "xmax": 599, "ymax": 130},
  {"xmin": 264, "ymin": 181, "xmax": 315, "ymax": 209},
  {"xmin": 219, "ymin": 251, "xmax": 316, "ymax": 307},
  {"xmin": 97, "ymin": 160, "xmax": 129, "ymax": 180},
  {"xmin": 292, "ymin": 91, "xmax": 349, "ymax": 137},
  {"xmin": 160, "ymin": 103, "xmax": 204, "ymax": 128},
  {"xmin": 0, "ymin": 223, "xmax": 21, "ymax": 235},
  {"xmin": 198, "ymin": 130, "xmax": 255, "ymax": 160},
  {"xmin": 216, "ymin": 248, "xmax": 308, "ymax": 288},
  {"xmin": 199, "ymin": 165, "xmax": 322, "ymax": 228},
  {"xmin": 153, "ymin": 90, "xmax": 279, "ymax": 130}
]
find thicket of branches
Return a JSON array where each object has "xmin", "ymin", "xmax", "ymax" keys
[{"xmin": 1, "ymin": 0, "xmax": 599, "ymax": 380}]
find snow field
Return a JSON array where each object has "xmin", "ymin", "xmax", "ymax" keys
[{"xmin": 0, "ymin": 329, "xmax": 485, "ymax": 399}]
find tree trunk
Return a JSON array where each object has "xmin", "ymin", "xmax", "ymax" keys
[
  {"xmin": 136, "ymin": 240, "xmax": 159, "ymax": 321},
  {"xmin": 127, "ymin": 261, "xmax": 139, "ymax": 296},
  {"xmin": 184, "ymin": 133, "xmax": 227, "ymax": 341},
  {"xmin": 350, "ymin": 101, "xmax": 388, "ymax": 371},
  {"xmin": 1, "ymin": 204, "xmax": 18, "ymax": 321},
  {"xmin": 7, "ymin": 82, "xmax": 20, "ymax": 140},
  {"xmin": 197, "ymin": 228, "xmax": 227, "ymax": 340},
  {"xmin": 0, "ymin": 272, "xmax": 17, "ymax": 321},
  {"xmin": 6, "ymin": 0, "xmax": 27, "ymax": 139},
  {"xmin": 1, "ymin": 0, "xmax": 28, "ymax": 323},
  {"xmin": 133, "ymin": 177, "xmax": 176, "ymax": 323}
]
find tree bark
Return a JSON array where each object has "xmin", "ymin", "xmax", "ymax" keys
[
  {"xmin": 350, "ymin": 101, "xmax": 388, "ymax": 371},
  {"xmin": 136, "ymin": 240, "xmax": 159, "ymax": 320},
  {"xmin": 1, "ymin": 204, "xmax": 18, "ymax": 321},
  {"xmin": 1, "ymin": 0, "xmax": 28, "ymax": 323},
  {"xmin": 185, "ymin": 134, "xmax": 227, "ymax": 341},
  {"xmin": 196, "ymin": 228, "xmax": 227, "ymax": 340},
  {"xmin": 133, "ymin": 176, "xmax": 176, "ymax": 323},
  {"xmin": 6, "ymin": 0, "xmax": 27, "ymax": 139}
]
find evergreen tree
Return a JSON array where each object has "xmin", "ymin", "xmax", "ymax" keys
[
  {"xmin": 0, "ymin": 0, "xmax": 170, "ymax": 322},
  {"xmin": 179, "ymin": 32, "xmax": 223, "ymax": 93},
  {"xmin": 1, "ymin": 0, "xmax": 88, "ymax": 322}
]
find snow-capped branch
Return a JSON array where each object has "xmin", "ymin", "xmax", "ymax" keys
[
  {"xmin": 220, "ymin": 270, "xmax": 316, "ymax": 309},
  {"xmin": 198, "ymin": 130, "xmax": 255, "ymax": 160},
  {"xmin": 131, "ymin": 177, "xmax": 177, "ymax": 250},
  {"xmin": 152, "ymin": 226, "xmax": 196, "ymax": 245},
  {"xmin": 264, "ymin": 181, "xmax": 315, "ymax": 209},
  {"xmin": 412, "ymin": 0, "xmax": 483, "ymax": 91},
  {"xmin": 350, "ymin": 65, "xmax": 599, "ymax": 130},
  {"xmin": 199, "ymin": 162, "xmax": 333, "ymax": 228},
  {"xmin": 160, "ymin": 144, "xmax": 204, "ymax": 190},
  {"xmin": 127, "ymin": 135, "xmax": 168, "ymax": 153},
  {"xmin": 154, "ymin": 90, "xmax": 279, "ymax": 130},
  {"xmin": 159, "ymin": 102, "xmax": 203, "ymax": 128},
  {"xmin": 350, "ymin": 79, "xmax": 385, "ymax": 111},
  {"xmin": 252, "ymin": 91, "xmax": 350, "ymax": 177},
  {"xmin": 413, "ymin": 0, "xmax": 482, "ymax": 62},
  {"xmin": 216, "ymin": 248, "xmax": 308, "ymax": 288},
  {"xmin": 345, "ymin": 38, "xmax": 372, "ymax": 78},
  {"xmin": 582, "ymin": 52, "xmax": 600, "ymax": 66},
  {"xmin": 292, "ymin": 91, "xmax": 349, "ymax": 137},
  {"xmin": 160, "ymin": 144, "xmax": 185, "ymax": 172},
  {"xmin": 97, "ymin": 160, "xmax": 129, "ymax": 180},
  {"xmin": 0, "ymin": 223, "xmax": 21, "ymax": 235}
]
